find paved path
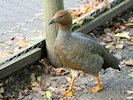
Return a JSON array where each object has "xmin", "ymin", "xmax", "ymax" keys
[{"xmin": 0, "ymin": 0, "xmax": 82, "ymax": 34}]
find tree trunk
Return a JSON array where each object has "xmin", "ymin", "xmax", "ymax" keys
[{"xmin": 43, "ymin": 0, "xmax": 64, "ymax": 67}]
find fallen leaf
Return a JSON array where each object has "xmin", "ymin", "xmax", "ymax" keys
[
  {"xmin": 126, "ymin": 96, "xmax": 133, "ymax": 100},
  {"xmin": 22, "ymin": 89, "xmax": 30, "ymax": 95},
  {"xmin": 125, "ymin": 23, "xmax": 133, "ymax": 27},
  {"xmin": 0, "ymin": 87, "xmax": 4, "ymax": 94},
  {"xmin": 31, "ymin": 82, "xmax": 40, "ymax": 87},
  {"xmin": 14, "ymin": 47, "xmax": 20, "ymax": 52},
  {"xmin": 32, "ymin": 87, "xmax": 41, "ymax": 93},
  {"xmin": 0, "ymin": 94, "xmax": 3, "ymax": 99},
  {"xmin": 102, "ymin": 35, "xmax": 112, "ymax": 43},
  {"xmin": 114, "ymin": 25, "xmax": 127, "ymax": 30},
  {"xmin": 128, "ymin": 17, "xmax": 133, "ymax": 23},
  {"xmin": 0, "ymin": 56, "xmax": 4, "ymax": 62},
  {"xmin": 70, "ymin": 9, "xmax": 81, "ymax": 18},
  {"xmin": 65, "ymin": 76, "xmax": 71, "ymax": 82},
  {"xmin": 115, "ymin": 43, "xmax": 124, "ymax": 49},
  {"xmin": 104, "ymin": 28, "xmax": 112, "ymax": 33},
  {"xmin": 38, "ymin": 90, "xmax": 45, "ymax": 96},
  {"xmin": 0, "ymin": 83, "xmax": 3, "ymax": 87},
  {"xmin": 125, "ymin": 41, "xmax": 133, "ymax": 46},
  {"xmin": 37, "ymin": 76, "xmax": 42, "ymax": 82},
  {"xmin": 80, "ymin": 5, "xmax": 89, "ymax": 14},
  {"xmin": 49, "ymin": 87, "xmax": 58, "ymax": 92},
  {"xmin": 114, "ymin": 32, "xmax": 131, "ymax": 40},
  {"xmin": 4, "ymin": 50, "xmax": 14, "ymax": 55},
  {"xmin": 17, "ymin": 39, "xmax": 30, "ymax": 48},
  {"xmin": 94, "ymin": 1, "xmax": 100, "ymax": 6},
  {"xmin": 40, "ymin": 59, "xmax": 52, "ymax": 74},
  {"xmin": 126, "ymin": 90, "xmax": 133, "ymax": 94},
  {"xmin": 105, "ymin": 44, "xmax": 113, "ymax": 49},
  {"xmin": 128, "ymin": 72, "xmax": 133, "ymax": 77},
  {"xmin": 75, "ymin": 19, "xmax": 84, "ymax": 27},
  {"xmin": 45, "ymin": 91, "xmax": 52, "ymax": 100},
  {"xmin": 53, "ymin": 67, "xmax": 69, "ymax": 76},
  {"xmin": 125, "ymin": 59, "xmax": 133, "ymax": 67},
  {"xmin": 30, "ymin": 73, "xmax": 36, "ymax": 83}
]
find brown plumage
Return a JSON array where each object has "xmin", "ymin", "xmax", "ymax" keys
[{"xmin": 49, "ymin": 10, "xmax": 120, "ymax": 96}]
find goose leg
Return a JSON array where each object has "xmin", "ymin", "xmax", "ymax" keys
[
  {"xmin": 64, "ymin": 76, "xmax": 76, "ymax": 96},
  {"xmin": 62, "ymin": 70, "xmax": 78, "ymax": 97},
  {"xmin": 90, "ymin": 76, "xmax": 103, "ymax": 92}
]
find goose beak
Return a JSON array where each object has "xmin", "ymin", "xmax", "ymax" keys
[{"xmin": 49, "ymin": 19, "xmax": 55, "ymax": 25}]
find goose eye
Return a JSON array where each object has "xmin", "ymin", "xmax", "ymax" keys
[{"xmin": 59, "ymin": 16, "xmax": 63, "ymax": 18}]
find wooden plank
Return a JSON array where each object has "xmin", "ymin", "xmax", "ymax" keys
[
  {"xmin": 75, "ymin": 0, "xmax": 133, "ymax": 33},
  {"xmin": 0, "ymin": 48, "xmax": 41, "ymax": 81}
]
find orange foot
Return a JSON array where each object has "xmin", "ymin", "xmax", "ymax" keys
[
  {"xmin": 90, "ymin": 85, "xmax": 103, "ymax": 93},
  {"xmin": 62, "ymin": 90, "xmax": 74, "ymax": 97}
]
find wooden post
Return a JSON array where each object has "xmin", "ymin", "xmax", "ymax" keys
[{"xmin": 43, "ymin": 0, "xmax": 64, "ymax": 67}]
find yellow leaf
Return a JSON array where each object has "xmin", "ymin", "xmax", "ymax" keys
[
  {"xmin": 75, "ymin": 19, "xmax": 84, "ymax": 27},
  {"xmin": 0, "ymin": 87, "xmax": 4, "ymax": 94},
  {"xmin": 114, "ymin": 32, "xmax": 131, "ymax": 39},
  {"xmin": 0, "ymin": 83, "xmax": 3, "ymax": 87},
  {"xmin": 0, "ymin": 94, "xmax": 3, "ymax": 99},
  {"xmin": 125, "ymin": 23, "xmax": 133, "ymax": 26},
  {"xmin": 115, "ymin": 43, "xmax": 124, "ymax": 49},
  {"xmin": 37, "ymin": 76, "xmax": 42, "ymax": 82},
  {"xmin": 30, "ymin": 73, "xmax": 36, "ymax": 83},
  {"xmin": 45, "ymin": 91, "xmax": 52, "ymax": 100}
]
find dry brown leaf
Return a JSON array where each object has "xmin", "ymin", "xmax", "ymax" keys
[
  {"xmin": 125, "ymin": 59, "xmax": 133, "ymax": 67},
  {"xmin": 40, "ymin": 59, "xmax": 52, "ymax": 74},
  {"xmin": 17, "ymin": 39, "xmax": 30, "ymax": 48},
  {"xmin": 128, "ymin": 17, "xmax": 133, "ymax": 23},
  {"xmin": 114, "ymin": 25, "xmax": 127, "ymax": 30},
  {"xmin": 70, "ymin": 9, "xmax": 81, "ymax": 17},
  {"xmin": 80, "ymin": 5, "xmax": 89, "ymax": 14},
  {"xmin": 102, "ymin": 35, "xmax": 112, "ymax": 43},
  {"xmin": 32, "ymin": 87, "xmax": 41, "ymax": 93},
  {"xmin": 53, "ymin": 67, "xmax": 69, "ymax": 76},
  {"xmin": 0, "ymin": 56, "xmax": 4, "ymax": 62},
  {"xmin": 105, "ymin": 43, "xmax": 113, "ymax": 49},
  {"xmin": 86, "ymin": 7, "xmax": 93, "ymax": 13},
  {"xmin": 31, "ymin": 82, "xmax": 40, "ymax": 87},
  {"xmin": 115, "ymin": 43, "xmax": 124, "ymax": 49},
  {"xmin": 94, "ymin": 1, "xmax": 100, "ymax": 6},
  {"xmin": 4, "ymin": 50, "xmax": 14, "ymax": 55}
]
